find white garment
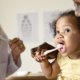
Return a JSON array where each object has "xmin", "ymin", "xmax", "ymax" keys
[{"xmin": 0, "ymin": 26, "xmax": 21, "ymax": 80}]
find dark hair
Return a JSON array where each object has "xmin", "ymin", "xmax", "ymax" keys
[{"xmin": 51, "ymin": 10, "xmax": 80, "ymax": 36}]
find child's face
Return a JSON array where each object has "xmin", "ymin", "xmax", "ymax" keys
[{"xmin": 55, "ymin": 16, "xmax": 80, "ymax": 58}]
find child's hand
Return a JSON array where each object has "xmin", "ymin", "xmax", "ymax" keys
[
  {"xmin": 31, "ymin": 42, "xmax": 58, "ymax": 59},
  {"xmin": 34, "ymin": 49, "xmax": 47, "ymax": 62}
]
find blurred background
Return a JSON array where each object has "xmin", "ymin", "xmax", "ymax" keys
[{"xmin": 0, "ymin": 0, "xmax": 74, "ymax": 76}]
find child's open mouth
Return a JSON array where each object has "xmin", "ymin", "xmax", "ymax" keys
[{"xmin": 57, "ymin": 42, "xmax": 66, "ymax": 53}]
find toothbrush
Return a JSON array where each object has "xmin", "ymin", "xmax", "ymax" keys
[{"xmin": 44, "ymin": 44, "xmax": 62, "ymax": 55}]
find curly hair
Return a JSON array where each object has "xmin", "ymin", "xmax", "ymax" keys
[{"xmin": 51, "ymin": 10, "xmax": 80, "ymax": 36}]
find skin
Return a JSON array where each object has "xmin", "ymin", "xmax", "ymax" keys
[
  {"xmin": 34, "ymin": 15, "xmax": 80, "ymax": 79},
  {"xmin": 73, "ymin": 0, "xmax": 80, "ymax": 16},
  {"xmin": 9, "ymin": 38, "xmax": 25, "ymax": 65},
  {"xmin": 73, "ymin": 0, "xmax": 80, "ymax": 3},
  {"xmin": 55, "ymin": 16, "xmax": 80, "ymax": 59}
]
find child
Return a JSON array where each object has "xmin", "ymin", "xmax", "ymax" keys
[{"xmin": 34, "ymin": 10, "xmax": 80, "ymax": 80}]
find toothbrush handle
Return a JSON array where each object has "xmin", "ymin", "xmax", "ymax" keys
[{"xmin": 44, "ymin": 48, "xmax": 57, "ymax": 55}]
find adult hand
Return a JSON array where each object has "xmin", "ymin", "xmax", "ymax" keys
[
  {"xmin": 73, "ymin": 0, "xmax": 80, "ymax": 16},
  {"xmin": 9, "ymin": 37, "xmax": 25, "ymax": 64}
]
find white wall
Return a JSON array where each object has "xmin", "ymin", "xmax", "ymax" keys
[{"xmin": 0, "ymin": 0, "xmax": 74, "ymax": 76}]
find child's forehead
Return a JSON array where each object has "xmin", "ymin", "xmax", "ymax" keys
[
  {"xmin": 57, "ymin": 15, "xmax": 77, "ymax": 24},
  {"xmin": 56, "ymin": 16, "xmax": 78, "ymax": 29}
]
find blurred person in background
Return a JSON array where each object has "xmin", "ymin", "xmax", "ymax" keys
[
  {"xmin": 0, "ymin": 26, "xmax": 25, "ymax": 80},
  {"xmin": 73, "ymin": 0, "xmax": 80, "ymax": 16}
]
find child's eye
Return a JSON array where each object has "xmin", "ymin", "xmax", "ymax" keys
[
  {"xmin": 64, "ymin": 26, "xmax": 71, "ymax": 34},
  {"xmin": 64, "ymin": 28, "xmax": 70, "ymax": 33}
]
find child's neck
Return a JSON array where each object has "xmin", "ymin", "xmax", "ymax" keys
[{"xmin": 68, "ymin": 50, "xmax": 80, "ymax": 59}]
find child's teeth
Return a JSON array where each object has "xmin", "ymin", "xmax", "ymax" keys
[{"xmin": 57, "ymin": 44, "xmax": 63, "ymax": 49}]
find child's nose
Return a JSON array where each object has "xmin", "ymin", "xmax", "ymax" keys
[{"xmin": 57, "ymin": 34, "xmax": 64, "ymax": 40}]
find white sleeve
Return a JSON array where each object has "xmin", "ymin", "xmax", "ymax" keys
[
  {"xmin": 7, "ymin": 53, "xmax": 21, "ymax": 76},
  {"xmin": 0, "ymin": 26, "xmax": 21, "ymax": 76}
]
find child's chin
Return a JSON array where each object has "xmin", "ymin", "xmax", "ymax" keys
[{"xmin": 60, "ymin": 52, "xmax": 67, "ymax": 57}]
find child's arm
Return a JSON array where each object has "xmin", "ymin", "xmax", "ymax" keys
[
  {"xmin": 31, "ymin": 42, "xmax": 60, "ymax": 79},
  {"xmin": 34, "ymin": 50, "xmax": 60, "ymax": 79},
  {"xmin": 40, "ymin": 59, "xmax": 60, "ymax": 79}
]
